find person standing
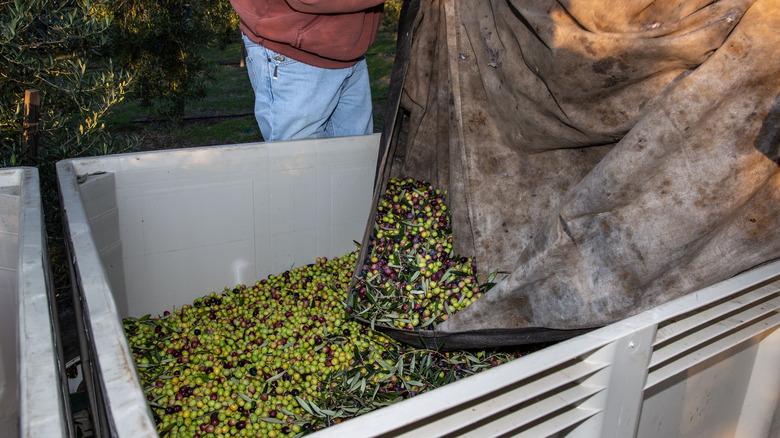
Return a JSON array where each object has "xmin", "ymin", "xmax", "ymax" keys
[{"xmin": 230, "ymin": 0, "xmax": 385, "ymax": 141}]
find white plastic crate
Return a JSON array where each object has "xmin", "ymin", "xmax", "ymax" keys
[
  {"xmin": 0, "ymin": 167, "xmax": 70, "ymax": 438},
  {"xmin": 57, "ymin": 135, "xmax": 780, "ymax": 437},
  {"xmin": 57, "ymin": 134, "xmax": 382, "ymax": 436}
]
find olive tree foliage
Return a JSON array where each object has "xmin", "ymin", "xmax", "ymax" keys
[
  {"xmin": 382, "ymin": 0, "xmax": 404, "ymax": 34},
  {"xmin": 104, "ymin": 0, "xmax": 239, "ymax": 120},
  {"xmin": 0, "ymin": 0, "xmax": 135, "ymax": 169}
]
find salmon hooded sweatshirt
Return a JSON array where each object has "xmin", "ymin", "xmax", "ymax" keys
[{"xmin": 230, "ymin": 0, "xmax": 385, "ymax": 69}]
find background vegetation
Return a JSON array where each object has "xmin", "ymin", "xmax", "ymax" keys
[
  {"xmin": 101, "ymin": 0, "xmax": 239, "ymax": 120},
  {"xmin": 0, "ymin": 0, "xmax": 136, "ymax": 166}
]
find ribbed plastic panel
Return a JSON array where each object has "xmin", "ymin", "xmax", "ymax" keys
[
  {"xmin": 392, "ymin": 358, "xmax": 606, "ymax": 437},
  {"xmin": 647, "ymin": 280, "xmax": 780, "ymax": 390}
]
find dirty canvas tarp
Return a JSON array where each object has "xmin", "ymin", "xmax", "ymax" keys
[{"xmin": 353, "ymin": 0, "xmax": 780, "ymax": 348}]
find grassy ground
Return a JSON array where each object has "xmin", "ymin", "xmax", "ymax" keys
[{"xmin": 107, "ymin": 27, "xmax": 397, "ymax": 151}]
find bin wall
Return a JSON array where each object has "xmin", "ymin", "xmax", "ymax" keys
[
  {"xmin": 57, "ymin": 135, "xmax": 780, "ymax": 438},
  {"xmin": 0, "ymin": 168, "xmax": 69, "ymax": 438},
  {"xmin": 64, "ymin": 135, "xmax": 381, "ymax": 319}
]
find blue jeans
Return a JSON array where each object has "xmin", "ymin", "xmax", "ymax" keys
[{"xmin": 242, "ymin": 35, "xmax": 374, "ymax": 141}]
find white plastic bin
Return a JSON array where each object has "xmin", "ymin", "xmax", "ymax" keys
[
  {"xmin": 0, "ymin": 167, "xmax": 70, "ymax": 438},
  {"xmin": 56, "ymin": 135, "xmax": 382, "ymax": 436},
  {"xmin": 57, "ymin": 135, "xmax": 780, "ymax": 438}
]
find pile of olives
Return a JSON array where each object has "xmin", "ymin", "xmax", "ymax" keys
[
  {"xmin": 124, "ymin": 178, "xmax": 515, "ymax": 438},
  {"xmin": 352, "ymin": 177, "xmax": 492, "ymax": 330}
]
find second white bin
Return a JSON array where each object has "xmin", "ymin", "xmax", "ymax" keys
[{"xmin": 0, "ymin": 167, "xmax": 70, "ymax": 438}]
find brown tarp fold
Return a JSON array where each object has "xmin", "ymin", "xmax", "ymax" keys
[{"xmin": 355, "ymin": 0, "xmax": 780, "ymax": 348}]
